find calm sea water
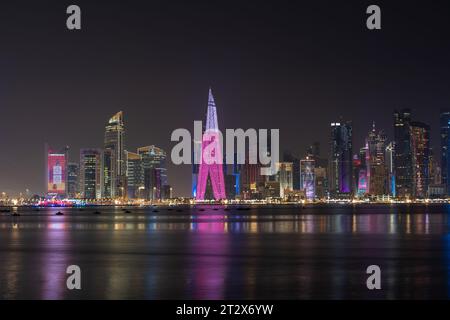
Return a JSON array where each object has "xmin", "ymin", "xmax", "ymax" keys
[{"xmin": 0, "ymin": 204, "xmax": 450, "ymax": 300}]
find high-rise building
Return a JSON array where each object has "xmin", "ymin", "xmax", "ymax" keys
[
  {"xmin": 277, "ymin": 162, "xmax": 293, "ymax": 199},
  {"xmin": 104, "ymin": 111, "xmax": 125, "ymax": 198},
  {"xmin": 138, "ymin": 145, "xmax": 168, "ymax": 201},
  {"xmin": 283, "ymin": 151, "xmax": 300, "ymax": 190},
  {"xmin": 300, "ymin": 157, "xmax": 315, "ymax": 201},
  {"xmin": 410, "ymin": 122, "xmax": 430, "ymax": 198},
  {"xmin": 241, "ymin": 162, "xmax": 263, "ymax": 200},
  {"xmin": 366, "ymin": 123, "xmax": 387, "ymax": 196},
  {"xmin": 440, "ymin": 109, "xmax": 450, "ymax": 193},
  {"xmin": 314, "ymin": 166, "xmax": 327, "ymax": 199},
  {"xmin": 394, "ymin": 109, "xmax": 413, "ymax": 198},
  {"xmin": 45, "ymin": 145, "xmax": 69, "ymax": 198},
  {"xmin": 125, "ymin": 151, "xmax": 144, "ymax": 199},
  {"xmin": 196, "ymin": 88, "xmax": 226, "ymax": 200},
  {"xmin": 192, "ymin": 139, "xmax": 201, "ymax": 198},
  {"xmin": 102, "ymin": 148, "xmax": 115, "ymax": 199},
  {"xmin": 329, "ymin": 121, "xmax": 353, "ymax": 197},
  {"xmin": 385, "ymin": 142, "xmax": 396, "ymax": 197},
  {"xmin": 224, "ymin": 153, "xmax": 241, "ymax": 200},
  {"xmin": 80, "ymin": 149, "xmax": 102, "ymax": 199},
  {"xmin": 67, "ymin": 162, "xmax": 79, "ymax": 198}
]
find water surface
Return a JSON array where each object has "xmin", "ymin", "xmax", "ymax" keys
[{"xmin": 0, "ymin": 204, "xmax": 449, "ymax": 299}]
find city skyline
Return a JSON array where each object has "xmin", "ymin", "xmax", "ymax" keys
[
  {"xmin": 3, "ymin": 101, "xmax": 449, "ymax": 201},
  {"xmin": 1, "ymin": 1, "xmax": 450, "ymax": 196},
  {"xmin": 1, "ymin": 94, "xmax": 450, "ymax": 198}
]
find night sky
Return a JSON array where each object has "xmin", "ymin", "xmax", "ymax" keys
[{"xmin": 1, "ymin": 0, "xmax": 450, "ymax": 197}]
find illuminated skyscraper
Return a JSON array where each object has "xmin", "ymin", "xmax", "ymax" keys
[
  {"xmin": 67, "ymin": 162, "xmax": 79, "ymax": 198},
  {"xmin": 300, "ymin": 157, "xmax": 315, "ymax": 201},
  {"xmin": 283, "ymin": 151, "xmax": 300, "ymax": 190},
  {"xmin": 80, "ymin": 149, "xmax": 102, "ymax": 199},
  {"xmin": 225, "ymin": 153, "xmax": 241, "ymax": 200},
  {"xmin": 241, "ymin": 162, "xmax": 263, "ymax": 200},
  {"xmin": 196, "ymin": 88, "xmax": 226, "ymax": 201},
  {"xmin": 366, "ymin": 123, "xmax": 387, "ymax": 196},
  {"xmin": 104, "ymin": 111, "xmax": 125, "ymax": 198},
  {"xmin": 277, "ymin": 162, "xmax": 293, "ymax": 199},
  {"xmin": 329, "ymin": 121, "xmax": 353, "ymax": 197},
  {"xmin": 138, "ymin": 145, "xmax": 168, "ymax": 201},
  {"xmin": 125, "ymin": 151, "xmax": 144, "ymax": 199},
  {"xmin": 394, "ymin": 109, "xmax": 413, "ymax": 198},
  {"xmin": 102, "ymin": 148, "xmax": 115, "ymax": 198},
  {"xmin": 192, "ymin": 138, "xmax": 201, "ymax": 198},
  {"xmin": 440, "ymin": 109, "xmax": 450, "ymax": 193},
  {"xmin": 410, "ymin": 122, "xmax": 430, "ymax": 198},
  {"xmin": 45, "ymin": 145, "xmax": 69, "ymax": 198},
  {"xmin": 385, "ymin": 142, "xmax": 396, "ymax": 197}
]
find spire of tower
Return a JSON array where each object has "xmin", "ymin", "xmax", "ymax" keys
[
  {"xmin": 205, "ymin": 87, "xmax": 218, "ymax": 131},
  {"xmin": 208, "ymin": 87, "xmax": 214, "ymax": 104}
]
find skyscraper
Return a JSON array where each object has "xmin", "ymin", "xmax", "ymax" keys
[
  {"xmin": 300, "ymin": 156, "xmax": 315, "ymax": 201},
  {"xmin": 385, "ymin": 142, "xmax": 396, "ymax": 197},
  {"xmin": 45, "ymin": 145, "xmax": 69, "ymax": 198},
  {"xmin": 192, "ymin": 139, "xmax": 201, "ymax": 198},
  {"xmin": 104, "ymin": 111, "xmax": 125, "ymax": 198},
  {"xmin": 440, "ymin": 109, "xmax": 450, "ymax": 193},
  {"xmin": 67, "ymin": 162, "xmax": 79, "ymax": 198},
  {"xmin": 138, "ymin": 145, "xmax": 168, "ymax": 201},
  {"xmin": 329, "ymin": 121, "xmax": 353, "ymax": 197},
  {"xmin": 125, "ymin": 151, "xmax": 144, "ymax": 199},
  {"xmin": 224, "ymin": 153, "xmax": 241, "ymax": 200},
  {"xmin": 410, "ymin": 122, "xmax": 430, "ymax": 198},
  {"xmin": 102, "ymin": 148, "xmax": 115, "ymax": 199},
  {"xmin": 80, "ymin": 149, "xmax": 102, "ymax": 199},
  {"xmin": 283, "ymin": 151, "xmax": 300, "ymax": 190},
  {"xmin": 196, "ymin": 88, "xmax": 226, "ymax": 201},
  {"xmin": 241, "ymin": 162, "xmax": 263, "ymax": 200},
  {"xmin": 394, "ymin": 109, "xmax": 413, "ymax": 198},
  {"xmin": 366, "ymin": 123, "xmax": 387, "ymax": 196},
  {"xmin": 277, "ymin": 162, "xmax": 293, "ymax": 199}
]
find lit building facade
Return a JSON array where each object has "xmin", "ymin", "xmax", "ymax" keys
[
  {"xmin": 277, "ymin": 162, "xmax": 293, "ymax": 199},
  {"xmin": 102, "ymin": 148, "xmax": 115, "ymax": 199},
  {"xmin": 329, "ymin": 121, "xmax": 353, "ymax": 197},
  {"xmin": 440, "ymin": 109, "xmax": 450, "ymax": 194},
  {"xmin": 300, "ymin": 157, "xmax": 315, "ymax": 201},
  {"xmin": 46, "ymin": 145, "xmax": 69, "ymax": 198},
  {"xmin": 394, "ymin": 109, "xmax": 413, "ymax": 198},
  {"xmin": 138, "ymin": 145, "xmax": 168, "ymax": 201},
  {"xmin": 196, "ymin": 88, "xmax": 226, "ymax": 200},
  {"xmin": 104, "ymin": 111, "xmax": 125, "ymax": 198},
  {"xmin": 283, "ymin": 151, "xmax": 300, "ymax": 190},
  {"xmin": 126, "ymin": 151, "xmax": 144, "ymax": 199},
  {"xmin": 80, "ymin": 149, "xmax": 102, "ymax": 199},
  {"xmin": 385, "ymin": 142, "xmax": 396, "ymax": 197},
  {"xmin": 67, "ymin": 162, "xmax": 79, "ymax": 198},
  {"xmin": 410, "ymin": 122, "xmax": 430, "ymax": 199},
  {"xmin": 366, "ymin": 123, "xmax": 387, "ymax": 196}
]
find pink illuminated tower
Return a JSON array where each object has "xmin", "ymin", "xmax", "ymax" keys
[{"xmin": 196, "ymin": 88, "xmax": 227, "ymax": 200}]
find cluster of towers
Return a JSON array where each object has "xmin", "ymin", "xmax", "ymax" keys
[
  {"xmin": 326, "ymin": 109, "xmax": 446, "ymax": 200},
  {"xmin": 45, "ymin": 112, "xmax": 171, "ymax": 201},
  {"xmin": 45, "ymin": 89, "xmax": 450, "ymax": 202},
  {"xmin": 191, "ymin": 93, "xmax": 449, "ymax": 201}
]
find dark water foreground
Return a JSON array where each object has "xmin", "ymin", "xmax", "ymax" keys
[{"xmin": 0, "ymin": 204, "xmax": 450, "ymax": 300}]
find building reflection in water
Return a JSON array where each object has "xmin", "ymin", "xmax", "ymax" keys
[
  {"xmin": 41, "ymin": 214, "xmax": 69, "ymax": 299},
  {"xmin": 186, "ymin": 216, "xmax": 230, "ymax": 299},
  {"xmin": 1, "ymin": 205, "xmax": 450, "ymax": 299}
]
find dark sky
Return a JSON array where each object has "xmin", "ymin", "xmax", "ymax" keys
[{"xmin": 1, "ymin": 0, "xmax": 450, "ymax": 197}]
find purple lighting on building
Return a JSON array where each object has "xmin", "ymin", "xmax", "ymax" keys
[{"xmin": 196, "ymin": 88, "xmax": 226, "ymax": 201}]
